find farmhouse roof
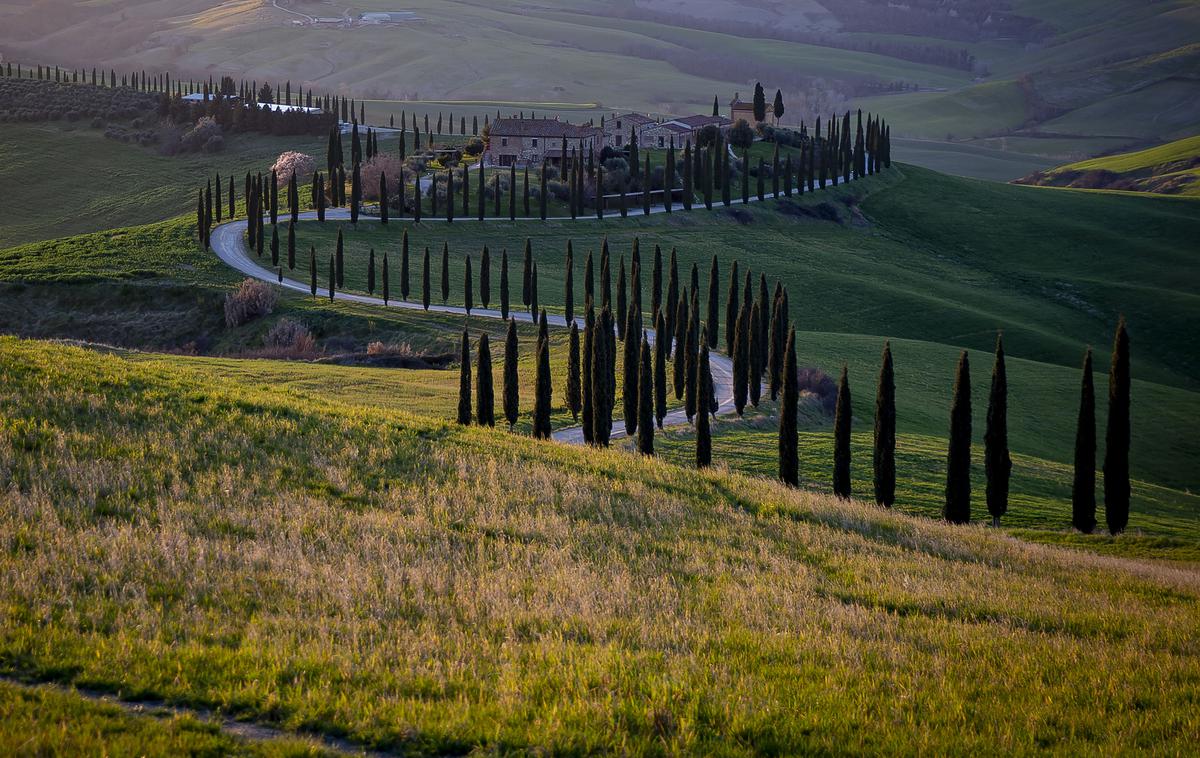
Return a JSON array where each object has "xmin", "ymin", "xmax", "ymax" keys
[
  {"xmin": 611, "ymin": 112, "xmax": 654, "ymax": 126},
  {"xmin": 489, "ymin": 118, "xmax": 599, "ymax": 139},
  {"xmin": 669, "ymin": 114, "xmax": 732, "ymax": 129}
]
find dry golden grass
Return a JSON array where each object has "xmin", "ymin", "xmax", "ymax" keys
[{"xmin": 1, "ymin": 336, "xmax": 1198, "ymax": 754}]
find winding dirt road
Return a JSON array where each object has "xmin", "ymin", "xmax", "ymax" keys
[{"xmin": 211, "ymin": 212, "xmax": 743, "ymax": 445}]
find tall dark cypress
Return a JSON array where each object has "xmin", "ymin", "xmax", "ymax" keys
[
  {"xmin": 944, "ymin": 351, "xmax": 972, "ymax": 524},
  {"xmin": 350, "ymin": 163, "xmax": 360, "ymax": 224},
  {"xmin": 328, "ymin": 253, "xmax": 336, "ymax": 301},
  {"xmin": 696, "ymin": 331, "xmax": 712, "ymax": 469},
  {"xmin": 1072, "ymin": 348, "xmax": 1097, "ymax": 534},
  {"xmin": 522, "ymin": 239, "xmax": 532, "ymax": 306},
  {"xmin": 622, "ymin": 303, "xmax": 640, "ymax": 435},
  {"xmin": 741, "ymin": 149, "xmax": 750, "ymax": 205},
  {"xmin": 401, "ymin": 230, "xmax": 410, "ymax": 300},
  {"xmin": 367, "ymin": 248, "xmax": 376, "ymax": 294},
  {"xmin": 582, "ymin": 305, "xmax": 596, "ymax": 443},
  {"xmin": 725, "ymin": 260, "xmax": 740, "ymax": 356},
  {"xmin": 269, "ymin": 225, "xmax": 280, "ymax": 270},
  {"xmin": 673, "ymin": 287, "xmax": 689, "ymax": 400},
  {"xmin": 445, "ymin": 168, "xmax": 454, "ymax": 223},
  {"xmin": 503, "ymin": 318, "xmax": 520, "ymax": 429},
  {"xmin": 382, "ymin": 252, "xmax": 390, "ymax": 305},
  {"xmin": 229, "ymin": 175, "xmax": 236, "ymax": 219},
  {"xmin": 309, "ymin": 246, "xmax": 317, "ymax": 297},
  {"xmin": 457, "ymin": 329, "xmax": 472, "ymax": 425},
  {"xmin": 422, "ymin": 247, "xmax": 431, "ymax": 310},
  {"xmin": 464, "ymin": 255, "xmax": 473, "ymax": 314},
  {"xmin": 684, "ymin": 294, "xmax": 699, "ymax": 422},
  {"xmin": 637, "ymin": 334, "xmax": 654, "ymax": 455},
  {"xmin": 690, "ymin": 261, "xmax": 700, "ymax": 303},
  {"xmin": 833, "ymin": 365, "xmax": 852, "ymax": 499},
  {"xmin": 533, "ymin": 310, "xmax": 553, "ymax": 439},
  {"xmin": 478, "ymin": 161, "xmax": 486, "ymax": 221},
  {"xmin": 591, "ymin": 307, "xmax": 613, "ymax": 446},
  {"xmin": 654, "ymin": 310, "xmax": 668, "ymax": 428},
  {"xmin": 476, "ymin": 333, "xmax": 495, "ymax": 427},
  {"xmin": 779, "ymin": 326, "xmax": 799, "ymax": 486},
  {"xmin": 335, "ymin": 228, "xmax": 344, "ymax": 288},
  {"xmin": 584, "ymin": 249, "xmax": 594, "ymax": 304},
  {"xmin": 984, "ymin": 335, "xmax": 1012, "ymax": 527},
  {"xmin": 530, "ymin": 262, "xmax": 539, "ymax": 318},
  {"xmin": 874, "ymin": 342, "xmax": 896, "ymax": 507},
  {"xmin": 706, "ymin": 255, "xmax": 720, "ymax": 349},
  {"xmin": 601, "ymin": 237, "xmax": 612, "ymax": 309},
  {"xmin": 480, "ymin": 246, "xmax": 491, "ymax": 308},
  {"xmin": 1104, "ymin": 317, "xmax": 1131, "ymax": 535},
  {"xmin": 567, "ymin": 321, "xmax": 582, "ymax": 421},
  {"xmin": 748, "ymin": 300, "xmax": 763, "ymax": 407},
  {"xmin": 757, "ymin": 274, "xmax": 770, "ymax": 355},
  {"xmin": 500, "ymin": 248, "xmax": 510, "ymax": 319},
  {"xmin": 732, "ymin": 306, "xmax": 749, "ymax": 416}
]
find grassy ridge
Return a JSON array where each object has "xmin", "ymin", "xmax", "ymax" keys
[
  {"xmin": 1, "ymin": 336, "xmax": 1198, "ymax": 754},
  {"xmin": 1016, "ymin": 135, "xmax": 1200, "ymax": 197}
]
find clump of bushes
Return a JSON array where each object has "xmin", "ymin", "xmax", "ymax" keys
[
  {"xmin": 180, "ymin": 116, "xmax": 223, "ymax": 153},
  {"xmin": 361, "ymin": 154, "xmax": 405, "ymax": 200},
  {"xmin": 262, "ymin": 318, "xmax": 315, "ymax": 355},
  {"xmin": 224, "ymin": 278, "xmax": 277, "ymax": 327},
  {"xmin": 796, "ymin": 366, "xmax": 837, "ymax": 413}
]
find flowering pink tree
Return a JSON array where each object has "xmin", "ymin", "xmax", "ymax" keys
[
  {"xmin": 361, "ymin": 154, "xmax": 405, "ymax": 200},
  {"xmin": 270, "ymin": 152, "xmax": 315, "ymax": 185}
]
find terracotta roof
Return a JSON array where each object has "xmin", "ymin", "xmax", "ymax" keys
[
  {"xmin": 610, "ymin": 112, "xmax": 654, "ymax": 126},
  {"xmin": 489, "ymin": 118, "xmax": 599, "ymax": 139}
]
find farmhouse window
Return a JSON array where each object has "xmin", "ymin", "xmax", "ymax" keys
[
  {"xmin": 532, "ymin": 138, "xmax": 538, "ymax": 147},
  {"xmin": 501, "ymin": 137, "xmax": 508, "ymax": 147}
]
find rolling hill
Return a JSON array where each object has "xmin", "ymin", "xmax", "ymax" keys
[{"xmin": 1015, "ymin": 134, "xmax": 1200, "ymax": 197}]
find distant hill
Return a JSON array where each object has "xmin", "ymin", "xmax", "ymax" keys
[{"xmin": 1014, "ymin": 135, "xmax": 1200, "ymax": 197}]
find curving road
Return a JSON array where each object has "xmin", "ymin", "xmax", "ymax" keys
[{"xmin": 212, "ymin": 212, "xmax": 747, "ymax": 445}]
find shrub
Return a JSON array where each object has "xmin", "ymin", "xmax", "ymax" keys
[
  {"xmin": 463, "ymin": 137, "xmax": 484, "ymax": 155},
  {"xmin": 224, "ymin": 278, "xmax": 277, "ymax": 327},
  {"xmin": 263, "ymin": 318, "xmax": 315, "ymax": 354},
  {"xmin": 366, "ymin": 340, "xmax": 414, "ymax": 357},
  {"xmin": 271, "ymin": 151, "xmax": 316, "ymax": 184},
  {"xmin": 202, "ymin": 134, "xmax": 224, "ymax": 153},
  {"xmin": 796, "ymin": 366, "xmax": 837, "ymax": 413},
  {"xmin": 181, "ymin": 116, "xmax": 222, "ymax": 152},
  {"xmin": 729, "ymin": 119, "xmax": 754, "ymax": 149}
]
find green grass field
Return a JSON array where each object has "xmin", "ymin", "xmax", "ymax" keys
[
  {"xmin": 1, "ymin": 336, "xmax": 1198, "ymax": 754},
  {"xmin": 1016, "ymin": 135, "xmax": 1200, "ymax": 197}
]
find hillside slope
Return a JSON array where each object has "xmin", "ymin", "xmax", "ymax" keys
[
  {"xmin": 1, "ymin": 336, "xmax": 1198, "ymax": 754},
  {"xmin": 1015, "ymin": 135, "xmax": 1200, "ymax": 197}
]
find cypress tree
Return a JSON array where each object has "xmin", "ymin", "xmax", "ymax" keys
[
  {"xmin": 413, "ymin": 175, "xmax": 422, "ymax": 223},
  {"xmin": 673, "ymin": 287, "xmax": 689, "ymax": 400},
  {"xmin": 833, "ymin": 365, "xmax": 852, "ymax": 499},
  {"xmin": 500, "ymin": 248, "xmax": 510, "ymax": 319},
  {"xmin": 401, "ymin": 230, "xmax": 410, "ymax": 300},
  {"xmin": 874, "ymin": 341, "xmax": 896, "ymax": 507},
  {"xmin": 757, "ymin": 274, "xmax": 770, "ymax": 355},
  {"xmin": 270, "ymin": 170, "xmax": 279, "ymax": 225},
  {"xmin": 446, "ymin": 168, "xmax": 454, "ymax": 223},
  {"xmin": 462, "ymin": 163, "xmax": 470, "ymax": 218},
  {"xmin": 616, "ymin": 257, "xmax": 627, "ymax": 340},
  {"xmin": 524, "ymin": 166, "xmax": 531, "ymax": 217},
  {"xmin": 724, "ymin": 260, "xmax": 740, "ymax": 356},
  {"xmin": 309, "ymin": 246, "xmax": 317, "ymax": 296},
  {"xmin": 582, "ymin": 304, "xmax": 596, "ymax": 444},
  {"xmin": 477, "ymin": 333, "xmax": 495, "ymax": 427},
  {"xmin": 642, "ymin": 154, "xmax": 652, "ymax": 216},
  {"xmin": 772, "ymin": 144, "xmax": 780, "ymax": 198},
  {"xmin": 779, "ymin": 326, "xmax": 799, "ymax": 486},
  {"xmin": 367, "ymin": 248, "xmax": 376, "ymax": 294},
  {"xmin": 732, "ymin": 306, "xmax": 749, "ymax": 416},
  {"xmin": 350, "ymin": 163, "xmax": 360, "ymax": 224},
  {"xmin": 478, "ymin": 162, "xmax": 486, "ymax": 221},
  {"xmin": 696, "ymin": 331, "xmax": 712, "ymax": 469},
  {"xmin": 229, "ymin": 175, "xmax": 236, "ymax": 219},
  {"xmin": 944, "ymin": 351, "xmax": 972, "ymax": 524},
  {"xmin": 984, "ymin": 335, "xmax": 1012, "ymax": 527},
  {"xmin": 503, "ymin": 318, "xmax": 519, "ymax": 429},
  {"xmin": 567, "ymin": 321, "xmax": 582, "ymax": 421},
  {"xmin": 422, "ymin": 247, "xmax": 431, "ymax": 310},
  {"xmin": 664, "ymin": 141, "xmax": 675, "ymax": 214},
  {"xmin": 706, "ymin": 255, "xmax": 719, "ymax": 349},
  {"xmin": 530, "ymin": 262, "xmax": 539, "ymax": 317},
  {"xmin": 457, "ymin": 329, "xmax": 472, "ymax": 425},
  {"xmin": 493, "ymin": 175, "xmax": 500, "ymax": 217},
  {"xmin": 533, "ymin": 310, "xmax": 553, "ymax": 439},
  {"xmin": 601, "ymin": 238, "xmax": 612, "ymax": 308},
  {"xmin": 430, "ymin": 169, "xmax": 438, "ymax": 218},
  {"xmin": 1072, "ymin": 348, "xmax": 1097, "ymax": 534},
  {"xmin": 654, "ymin": 309, "xmax": 668, "ymax": 428},
  {"xmin": 637, "ymin": 334, "xmax": 654, "ymax": 455},
  {"xmin": 480, "ymin": 246, "xmax": 491, "ymax": 309},
  {"xmin": 316, "ymin": 174, "xmax": 326, "ymax": 222},
  {"xmin": 623, "ymin": 302, "xmax": 640, "ymax": 436},
  {"xmin": 464, "ymin": 255, "xmax": 473, "ymax": 314},
  {"xmin": 215, "ymin": 175, "xmax": 223, "ymax": 223},
  {"xmin": 382, "ymin": 252, "xmax": 390, "ymax": 305},
  {"xmin": 584, "ymin": 249, "xmax": 594, "ymax": 304},
  {"xmin": 690, "ymin": 261, "xmax": 700, "ymax": 303},
  {"xmin": 287, "ymin": 222, "xmax": 296, "ymax": 269},
  {"xmin": 749, "ymin": 300, "xmax": 763, "ymax": 407},
  {"xmin": 591, "ymin": 307, "xmax": 612, "ymax": 446},
  {"xmin": 522, "ymin": 238, "xmax": 532, "ymax": 305},
  {"xmin": 289, "ymin": 171, "xmax": 299, "ymax": 223},
  {"xmin": 440, "ymin": 243, "xmax": 450, "ymax": 303},
  {"xmin": 682, "ymin": 141, "xmax": 694, "ymax": 211},
  {"xmin": 665, "ymin": 249, "xmax": 679, "ymax": 348},
  {"xmin": 564, "ymin": 242, "xmax": 574, "ymax": 323},
  {"xmin": 684, "ymin": 294, "xmax": 699, "ymax": 422},
  {"xmin": 1104, "ymin": 317, "xmax": 1131, "ymax": 535},
  {"xmin": 256, "ymin": 213, "xmax": 264, "ymax": 258}
]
